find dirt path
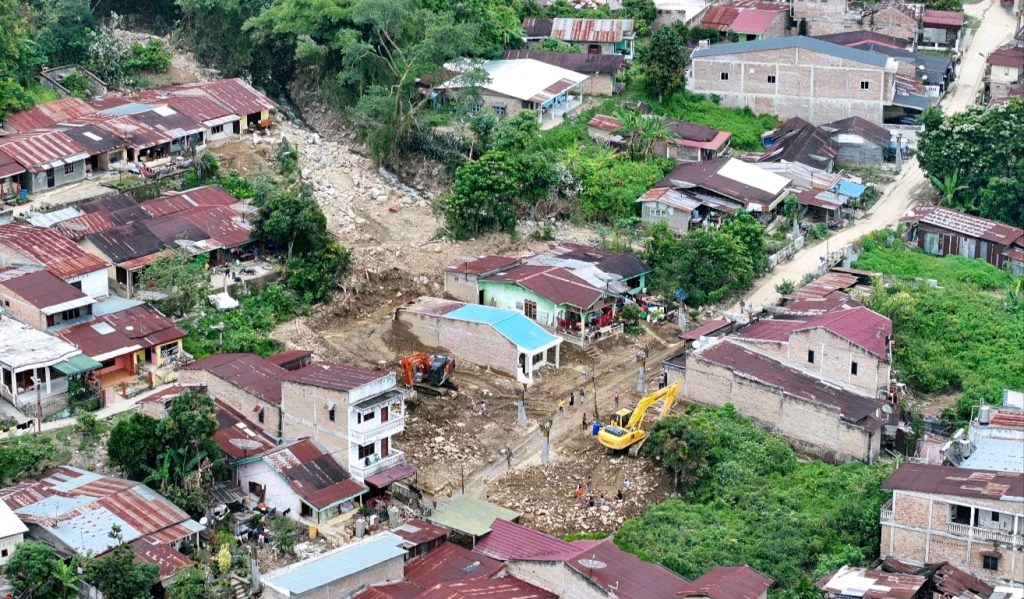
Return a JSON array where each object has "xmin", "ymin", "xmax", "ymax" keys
[{"xmin": 736, "ymin": 0, "xmax": 1019, "ymax": 311}]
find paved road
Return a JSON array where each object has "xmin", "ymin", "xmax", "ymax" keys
[{"xmin": 736, "ymin": 0, "xmax": 1020, "ymax": 311}]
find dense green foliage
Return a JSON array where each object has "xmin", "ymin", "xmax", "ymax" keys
[
  {"xmin": 917, "ymin": 100, "xmax": 1024, "ymax": 228},
  {"xmin": 625, "ymin": 89, "xmax": 780, "ymax": 151},
  {"xmin": 0, "ymin": 434, "xmax": 65, "ymax": 484},
  {"xmin": 619, "ymin": 405, "xmax": 893, "ymax": 592},
  {"xmin": 182, "ymin": 283, "xmax": 300, "ymax": 358},
  {"xmin": 3, "ymin": 541, "xmax": 76, "ymax": 598},
  {"xmin": 636, "ymin": 27, "xmax": 690, "ymax": 102},
  {"xmin": 138, "ymin": 249, "xmax": 214, "ymax": 317},
  {"xmin": 108, "ymin": 391, "xmax": 223, "ymax": 514},
  {"xmin": 644, "ymin": 214, "xmax": 767, "ymax": 306},
  {"xmin": 854, "ymin": 232, "xmax": 1024, "ymax": 423}
]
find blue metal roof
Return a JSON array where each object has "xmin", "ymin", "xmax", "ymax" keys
[
  {"xmin": 263, "ymin": 532, "xmax": 406, "ymax": 595},
  {"xmin": 99, "ymin": 103, "xmax": 158, "ymax": 117},
  {"xmin": 831, "ymin": 179, "xmax": 867, "ymax": 198},
  {"xmin": 92, "ymin": 296, "xmax": 144, "ymax": 316},
  {"xmin": 51, "ymin": 508, "xmax": 140, "ymax": 555},
  {"xmin": 447, "ymin": 305, "xmax": 560, "ymax": 352},
  {"xmin": 692, "ymin": 36, "xmax": 890, "ymax": 68},
  {"xmin": 962, "ymin": 438, "xmax": 1024, "ymax": 474}
]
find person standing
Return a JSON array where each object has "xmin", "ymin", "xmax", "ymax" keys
[
  {"xmin": 558, "ymin": 398, "xmax": 566, "ymax": 414},
  {"xmin": 582, "ymin": 413, "xmax": 588, "ymax": 431},
  {"xmin": 614, "ymin": 391, "xmax": 620, "ymax": 408},
  {"xmin": 568, "ymin": 392, "xmax": 575, "ymax": 411}
]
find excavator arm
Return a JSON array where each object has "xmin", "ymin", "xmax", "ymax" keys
[{"xmin": 625, "ymin": 381, "xmax": 680, "ymax": 430}]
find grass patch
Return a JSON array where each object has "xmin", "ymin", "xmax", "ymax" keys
[
  {"xmin": 854, "ymin": 231, "xmax": 1023, "ymax": 423},
  {"xmin": 563, "ymin": 531, "xmax": 611, "ymax": 542}
]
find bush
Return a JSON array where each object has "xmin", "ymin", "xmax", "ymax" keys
[
  {"xmin": 126, "ymin": 39, "xmax": 172, "ymax": 73},
  {"xmin": 61, "ymin": 72, "xmax": 92, "ymax": 99},
  {"xmin": 807, "ymin": 223, "xmax": 828, "ymax": 241},
  {"xmin": 775, "ymin": 279, "xmax": 796, "ymax": 295},
  {"xmin": 182, "ymin": 284, "xmax": 302, "ymax": 358}
]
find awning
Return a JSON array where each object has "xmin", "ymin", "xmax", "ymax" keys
[
  {"xmin": 52, "ymin": 354, "xmax": 103, "ymax": 376},
  {"xmin": 204, "ymin": 115, "xmax": 239, "ymax": 128},
  {"xmin": 365, "ymin": 463, "xmax": 417, "ymax": 488}
]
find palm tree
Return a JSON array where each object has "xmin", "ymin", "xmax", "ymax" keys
[
  {"xmin": 613, "ymin": 110, "xmax": 674, "ymax": 160},
  {"xmin": 928, "ymin": 173, "xmax": 967, "ymax": 207},
  {"xmin": 53, "ymin": 556, "xmax": 83, "ymax": 598}
]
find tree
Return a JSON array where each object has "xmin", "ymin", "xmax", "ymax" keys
[
  {"xmin": 918, "ymin": 99, "xmax": 1024, "ymax": 228},
  {"xmin": 32, "ymin": 0, "xmax": 96, "ymax": 67},
  {"xmin": 286, "ymin": 241, "xmax": 352, "ymax": 303},
  {"xmin": 645, "ymin": 223, "xmax": 757, "ymax": 306},
  {"xmin": 270, "ymin": 515, "xmax": 297, "ymax": 555},
  {"xmin": 53, "ymin": 556, "xmax": 84, "ymax": 599},
  {"xmin": 3, "ymin": 541, "xmax": 62, "ymax": 597},
  {"xmin": 491, "ymin": 110, "xmax": 542, "ymax": 152},
  {"xmin": 637, "ymin": 27, "xmax": 690, "ymax": 101},
  {"xmin": 108, "ymin": 412, "xmax": 163, "ymax": 481},
  {"xmin": 60, "ymin": 71, "xmax": 93, "ymax": 99},
  {"xmin": 536, "ymin": 37, "xmax": 578, "ymax": 52},
  {"xmin": 720, "ymin": 211, "xmax": 768, "ymax": 274},
  {"xmin": 167, "ymin": 565, "xmax": 209, "ymax": 599},
  {"xmin": 86, "ymin": 526, "xmax": 159, "ymax": 599},
  {"xmin": 928, "ymin": 173, "xmax": 967, "ymax": 207},
  {"xmin": 613, "ymin": 109, "xmax": 673, "ymax": 160},
  {"xmin": 623, "ymin": 0, "xmax": 657, "ymax": 35},
  {"xmin": 253, "ymin": 188, "xmax": 329, "ymax": 259},
  {"xmin": 138, "ymin": 249, "xmax": 213, "ymax": 317},
  {"xmin": 442, "ymin": 151, "xmax": 530, "ymax": 239},
  {"xmin": 778, "ymin": 578, "xmax": 825, "ymax": 599}
]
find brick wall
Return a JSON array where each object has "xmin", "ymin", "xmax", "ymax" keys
[
  {"xmin": 682, "ymin": 354, "xmax": 880, "ymax": 461},
  {"xmin": 178, "ymin": 370, "xmax": 281, "ymax": 438},
  {"xmin": 792, "ymin": 0, "xmax": 849, "ymax": 35},
  {"xmin": 690, "ymin": 47, "xmax": 890, "ymax": 124},
  {"xmin": 786, "ymin": 329, "xmax": 889, "ymax": 395},
  {"xmin": 442, "ymin": 272, "xmax": 479, "ymax": 304},
  {"xmin": 864, "ymin": 6, "xmax": 919, "ymax": 41},
  {"xmin": 394, "ymin": 311, "xmax": 520, "ymax": 379},
  {"xmin": 507, "ymin": 560, "xmax": 610, "ymax": 599},
  {"xmin": 281, "ymin": 382, "xmax": 350, "ymax": 463},
  {"xmin": 0, "ymin": 288, "xmax": 47, "ymax": 330}
]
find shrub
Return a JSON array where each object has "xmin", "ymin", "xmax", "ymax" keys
[
  {"xmin": 775, "ymin": 279, "xmax": 796, "ymax": 295},
  {"xmin": 126, "ymin": 39, "xmax": 172, "ymax": 73}
]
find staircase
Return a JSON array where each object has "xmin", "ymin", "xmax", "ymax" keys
[{"xmin": 230, "ymin": 576, "xmax": 248, "ymax": 599}]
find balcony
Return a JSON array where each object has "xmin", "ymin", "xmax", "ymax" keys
[
  {"xmin": 880, "ymin": 500, "xmax": 893, "ymax": 522},
  {"xmin": 351, "ymin": 449, "xmax": 405, "ymax": 481},
  {"xmin": 349, "ymin": 415, "xmax": 405, "ymax": 445},
  {"xmin": 946, "ymin": 522, "xmax": 1022, "ymax": 545}
]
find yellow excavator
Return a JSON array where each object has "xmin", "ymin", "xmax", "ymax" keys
[{"xmin": 597, "ymin": 381, "xmax": 680, "ymax": 456}]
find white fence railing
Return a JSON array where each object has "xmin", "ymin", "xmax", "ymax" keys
[
  {"xmin": 946, "ymin": 522, "xmax": 1021, "ymax": 545},
  {"xmin": 768, "ymin": 236, "xmax": 805, "ymax": 271}
]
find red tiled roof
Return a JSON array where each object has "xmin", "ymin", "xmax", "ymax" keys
[
  {"xmin": 565, "ymin": 538, "xmax": 691, "ymax": 597},
  {"xmin": 444, "ymin": 255, "xmax": 521, "ymax": 276},
  {"xmin": 475, "ymin": 518, "xmax": 581, "ymax": 561},
  {"xmin": 882, "ymin": 463, "xmax": 1024, "ymax": 500},
  {"xmin": 391, "ymin": 519, "xmax": 448, "ymax": 546},
  {"xmin": 143, "ymin": 185, "xmax": 238, "ymax": 217},
  {"xmin": 4, "ymin": 98, "xmax": 97, "ymax": 132},
  {"xmin": 0, "ymin": 130, "xmax": 87, "ymax": 173},
  {"xmin": 681, "ymin": 318, "xmax": 733, "ymax": 341},
  {"xmin": 182, "ymin": 353, "xmax": 288, "ymax": 405},
  {"xmin": 0, "ymin": 269, "xmax": 90, "ymax": 310},
  {"xmin": 794, "ymin": 306, "xmax": 892, "ymax": 359},
  {"xmin": 922, "ymin": 9, "xmax": 964, "ymax": 29},
  {"xmin": 484, "ymin": 264, "xmax": 604, "ymax": 309},
  {"xmin": 130, "ymin": 538, "xmax": 193, "ymax": 581},
  {"xmin": 58, "ymin": 303, "xmax": 186, "ymax": 361},
  {"xmin": 0, "ymin": 223, "xmax": 108, "ymax": 279},
  {"xmin": 697, "ymin": 341, "xmax": 885, "ymax": 430},
  {"xmin": 262, "ymin": 439, "xmax": 367, "ymax": 509},
  {"xmin": 404, "ymin": 543, "xmax": 504, "ymax": 589},
  {"xmin": 415, "ymin": 578, "xmax": 555, "ymax": 599},
  {"xmin": 679, "ymin": 565, "xmax": 774, "ymax": 599},
  {"xmin": 282, "ymin": 362, "xmax": 391, "ymax": 392},
  {"xmin": 729, "ymin": 8, "xmax": 783, "ymax": 34}
]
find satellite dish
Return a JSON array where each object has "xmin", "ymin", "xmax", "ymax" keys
[
  {"xmin": 882, "ymin": 404, "xmax": 893, "ymax": 414},
  {"xmin": 229, "ymin": 438, "xmax": 263, "ymax": 451},
  {"xmin": 578, "ymin": 558, "xmax": 607, "ymax": 570}
]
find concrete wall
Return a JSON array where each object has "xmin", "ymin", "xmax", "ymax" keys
[
  {"xmin": 65, "ymin": 269, "xmax": 108, "ymax": 299},
  {"xmin": 834, "ymin": 139, "xmax": 885, "ymax": 167},
  {"xmin": 237, "ymin": 459, "xmax": 303, "ymax": 521},
  {"xmin": 581, "ymin": 74, "xmax": 615, "ymax": 96},
  {"xmin": 792, "ymin": 0, "xmax": 850, "ymax": 35},
  {"xmin": 395, "ymin": 310, "xmax": 520, "ymax": 380},
  {"xmin": 0, "ymin": 532, "xmax": 23, "ymax": 565},
  {"xmin": 178, "ymin": 369, "xmax": 281, "ymax": 438},
  {"xmin": 281, "ymin": 381, "xmax": 350, "ymax": 468},
  {"xmin": 988, "ymin": 64, "xmax": 1021, "ymax": 100},
  {"xmin": 508, "ymin": 560, "xmax": 611, "ymax": 599},
  {"xmin": 639, "ymin": 200, "xmax": 692, "ymax": 234},
  {"xmin": 479, "ymin": 281, "xmax": 560, "ymax": 327},
  {"xmin": 263, "ymin": 555, "xmax": 404, "ymax": 599},
  {"xmin": 784, "ymin": 328, "xmax": 889, "ymax": 395},
  {"xmin": 24, "ymin": 159, "xmax": 87, "ymax": 193},
  {"xmin": 442, "ymin": 272, "xmax": 480, "ymax": 304},
  {"xmin": 680, "ymin": 352, "xmax": 882, "ymax": 461},
  {"xmin": 0, "ymin": 288, "xmax": 48, "ymax": 330},
  {"xmin": 479, "ymin": 91, "xmax": 528, "ymax": 118},
  {"xmin": 882, "ymin": 490, "xmax": 1024, "ymax": 585},
  {"xmin": 689, "ymin": 46, "xmax": 892, "ymax": 125}
]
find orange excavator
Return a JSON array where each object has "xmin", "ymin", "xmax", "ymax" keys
[{"xmin": 400, "ymin": 352, "xmax": 456, "ymax": 395}]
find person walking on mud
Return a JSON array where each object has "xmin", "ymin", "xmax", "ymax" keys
[
  {"xmin": 568, "ymin": 392, "xmax": 575, "ymax": 411},
  {"xmin": 558, "ymin": 398, "xmax": 566, "ymax": 414}
]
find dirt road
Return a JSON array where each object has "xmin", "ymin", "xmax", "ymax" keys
[{"xmin": 736, "ymin": 0, "xmax": 1020, "ymax": 310}]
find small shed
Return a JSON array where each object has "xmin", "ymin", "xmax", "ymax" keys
[
  {"xmin": 427, "ymin": 495, "xmax": 522, "ymax": 547},
  {"xmin": 396, "ymin": 297, "xmax": 562, "ymax": 384}
]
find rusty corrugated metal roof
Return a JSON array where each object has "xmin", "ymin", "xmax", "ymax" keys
[
  {"xmin": 0, "ymin": 130, "xmax": 88, "ymax": 172},
  {"xmin": 0, "ymin": 223, "xmax": 108, "ymax": 279},
  {"xmin": 549, "ymin": 18, "xmax": 635, "ymax": 42}
]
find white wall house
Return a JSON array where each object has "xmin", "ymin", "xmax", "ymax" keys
[{"xmin": 0, "ymin": 499, "xmax": 28, "ymax": 566}]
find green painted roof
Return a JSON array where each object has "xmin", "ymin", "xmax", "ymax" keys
[
  {"xmin": 428, "ymin": 495, "xmax": 522, "ymax": 537},
  {"xmin": 52, "ymin": 354, "xmax": 102, "ymax": 376}
]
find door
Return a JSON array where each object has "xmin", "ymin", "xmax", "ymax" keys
[
  {"xmin": 587, "ymin": 44, "xmax": 601, "ymax": 55},
  {"xmin": 46, "ymin": 168, "xmax": 55, "ymax": 188},
  {"xmin": 923, "ymin": 232, "xmax": 940, "ymax": 255},
  {"xmin": 960, "ymin": 237, "xmax": 976, "ymax": 258},
  {"xmin": 380, "ymin": 437, "xmax": 389, "ymax": 457},
  {"xmin": 380, "ymin": 406, "xmax": 389, "ymax": 422},
  {"xmin": 524, "ymin": 299, "xmax": 537, "ymax": 320}
]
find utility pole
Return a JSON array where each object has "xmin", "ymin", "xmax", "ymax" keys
[
  {"xmin": 518, "ymin": 383, "xmax": 527, "ymax": 428},
  {"xmin": 33, "ymin": 373, "xmax": 42, "ymax": 433},
  {"xmin": 540, "ymin": 419, "xmax": 552, "ymax": 465},
  {"xmin": 636, "ymin": 346, "xmax": 649, "ymax": 394}
]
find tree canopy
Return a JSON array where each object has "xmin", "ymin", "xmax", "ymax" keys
[
  {"xmin": 637, "ymin": 27, "xmax": 691, "ymax": 102},
  {"xmin": 917, "ymin": 100, "xmax": 1024, "ymax": 228}
]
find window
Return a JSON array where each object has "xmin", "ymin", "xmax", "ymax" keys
[
  {"xmin": 358, "ymin": 443, "xmax": 375, "ymax": 460},
  {"xmin": 492, "ymin": 103, "xmax": 506, "ymax": 117},
  {"xmin": 991, "ymin": 511, "xmax": 1000, "ymax": 522},
  {"xmin": 64, "ymin": 162, "xmax": 75, "ymax": 175},
  {"xmin": 720, "ymin": 72, "xmax": 729, "ymax": 81},
  {"xmin": 951, "ymin": 504, "xmax": 972, "ymax": 525},
  {"xmin": 767, "ymin": 75, "xmax": 776, "ymax": 83},
  {"xmin": 851, "ymin": 361, "xmax": 859, "ymax": 375},
  {"xmin": 524, "ymin": 299, "xmax": 538, "ymax": 320},
  {"xmin": 807, "ymin": 350, "xmax": 815, "ymax": 364},
  {"xmin": 983, "ymin": 555, "xmax": 1000, "ymax": 571},
  {"xmin": 2, "ymin": 548, "xmax": 8, "ymax": 558},
  {"xmin": 860, "ymin": 81, "xmax": 870, "ymax": 90},
  {"xmin": 328, "ymin": 406, "xmax": 336, "ymax": 421},
  {"xmin": 257, "ymin": 408, "xmax": 265, "ymax": 424},
  {"xmin": 211, "ymin": 124, "xmax": 224, "ymax": 134}
]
